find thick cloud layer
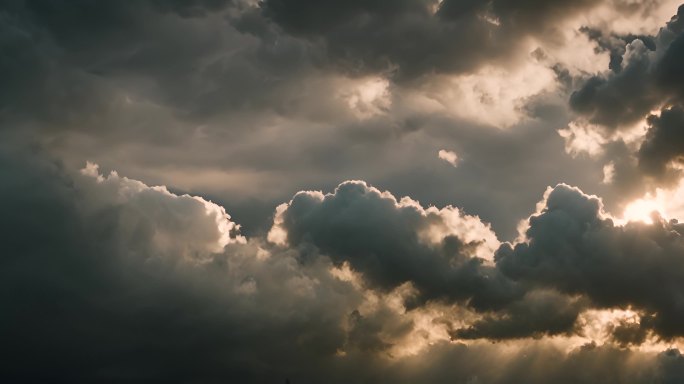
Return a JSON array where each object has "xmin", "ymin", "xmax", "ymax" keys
[
  {"xmin": 259, "ymin": 0, "xmax": 600, "ymax": 79},
  {"xmin": 4, "ymin": 0, "xmax": 684, "ymax": 382},
  {"xmin": 1, "ymin": 0, "xmax": 653, "ymax": 241},
  {"xmin": 269, "ymin": 180, "xmax": 510, "ymax": 307}
]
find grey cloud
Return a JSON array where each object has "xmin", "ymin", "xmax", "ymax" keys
[
  {"xmin": 569, "ymin": 5, "xmax": 684, "ymax": 130},
  {"xmin": 259, "ymin": 0, "xmax": 602, "ymax": 80},
  {"xmin": 0, "ymin": 147, "xmax": 363, "ymax": 382},
  {"xmin": 271, "ymin": 179, "xmax": 520, "ymax": 310},
  {"xmin": 0, "ymin": 0, "xmax": 604, "ymax": 245},
  {"xmin": 3, "ymin": 143, "xmax": 684, "ymax": 381},
  {"xmin": 451, "ymin": 290, "xmax": 586, "ymax": 340},
  {"xmin": 638, "ymin": 106, "xmax": 684, "ymax": 182},
  {"xmin": 609, "ymin": 319, "xmax": 650, "ymax": 347},
  {"xmin": 497, "ymin": 183, "xmax": 684, "ymax": 339},
  {"xmin": 569, "ymin": 38, "xmax": 660, "ymax": 129},
  {"xmin": 271, "ymin": 179, "xmax": 596, "ymax": 340},
  {"xmin": 0, "ymin": 0, "xmax": 318, "ymax": 129},
  {"xmin": 5, "ymin": 1, "xmax": 684, "ymax": 380}
]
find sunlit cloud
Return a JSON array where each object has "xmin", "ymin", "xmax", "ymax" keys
[{"xmin": 438, "ymin": 149, "xmax": 459, "ymax": 167}]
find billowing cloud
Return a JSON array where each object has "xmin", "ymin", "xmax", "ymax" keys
[
  {"xmin": 3, "ymin": 143, "xmax": 684, "ymax": 381},
  {"xmin": 569, "ymin": 5, "xmax": 684, "ymax": 130},
  {"xmin": 497, "ymin": 183, "xmax": 684, "ymax": 340},
  {"xmin": 268, "ymin": 180, "xmax": 512, "ymax": 310},
  {"xmin": 4, "ymin": 0, "xmax": 684, "ymax": 382},
  {"xmin": 558, "ymin": 5, "xmax": 684, "ymax": 209}
]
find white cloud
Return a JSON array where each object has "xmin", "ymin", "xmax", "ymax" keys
[
  {"xmin": 78, "ymin": 162, "xmax": 245, "ymax": 260},
  {"xmin": 438, "ymin": 149, "xmax": 459, "ymax": 167}
]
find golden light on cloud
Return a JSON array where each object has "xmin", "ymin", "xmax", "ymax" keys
[
  {"xmin": 621, "ymin": 197, "xmax": 666, "ymax": 224},
  {"xmin": 419, "ymin": 62, "xmax": 557, "ymax": 128},
  {"xmin": 619, "ymin": 177, "xmax": 684, "ymax": 224},
  {"xmin": 9, "ymin": 1, "xmax": 684, "ymax": 381},
  {"xmin": 341, "ymin": 76, "xmax": 392, "ymax": 119},
  {"xmin": 438, "ymin": 149, "xmax": 459, "ymax": 167}
]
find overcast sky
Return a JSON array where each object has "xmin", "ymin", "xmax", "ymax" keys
[{"xmin": 3, "ymin": 1, "xmax": 684, "ymax": 383}]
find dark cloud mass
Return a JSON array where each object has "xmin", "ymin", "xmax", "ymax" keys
[
  {"xmin": 259, "ymin": 0, "xmax": 600, "ymax": 79},
  {"xmin": 4, "ymin": 0, "xmax": 684, "ymax": 382},
  {"xmin": 498, "ymin": 184, "xmax": 684, "ymax": 339},
  {"xmin": 3, "ymin": 148, "xmax": 684, "ymax": 382},
  {"xmin": 569, "ymin": 5, "xmax": 684, "ymax": 131},
  {"xmin": 270, "ymin": 180, "xmax": 518, "ymax": 309}
]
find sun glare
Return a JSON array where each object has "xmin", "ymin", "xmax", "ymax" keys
[{"xmin": 621, "ymin": 198, "xmax": 665, "ymax": 224}]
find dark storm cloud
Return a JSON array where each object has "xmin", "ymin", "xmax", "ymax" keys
[
  {"xmin": 497, "ymin": 183, "xmax": 684, "ymax": 340},
  {"xmin": 0, "ymin": 0, "xmax": 606, "ymax": 242},
  {"xmin": 569, "ymin": 5, "xmax": 684, "ymax": 130},
  {"xmin": 451, "ymin": 290, "xmax": 586, "ymax": 340},
  {"xmin": 2, "ymin": 145, "xmax": 684, "ymax": 382},
  {"xmin": 558, "ymin": 5, "xmax": 684, "ymax": 212},
  {"xmin": 270, "ymin": 180, "xmax": 520, "ymax": 310},
  {"xmin": 610, "ymin": 319, "xmax": 650, "ymax": 347},
  {"xmin": 395, "ymin": 342, "xmax": 684, "ymax": 384},
  {"xmin": 0, "ymin": 146, "xmax": 361, "ymax": 382},
  {"xmin": 271, "ymin": 180, "xmax": 595, "ymax": 340},
  {"xmin": 5, "ymin": 1, "xmax": 684, "ymax": 381},
  {"xmin": 568, "ymin": 38, "xmax": 660, "ymax": 128},
  {"xmin": 0, "ymin": 0, "xmax": 320, "ymax": 132},
  {"xmin": 259, "ymin": 0, "xmax": 600, "ymax": 79},
  {"xmin": 639, "ymin": 106, "xmax": 684, "ymax": 181}
]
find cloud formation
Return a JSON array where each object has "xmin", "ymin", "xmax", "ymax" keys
[
  {"xmin": 3, "ymin": 133, "xmax": 684, "ymax": 381},
  {"xmin": 564, "ymin": 5, "xmax": 684, "ymax": 201},
  {"xmin": 438, "ymin": 149, "xmax": 459, "ymax": 167},
  {"xmin": 4, "ymin": 0, "xmax": 684, "ymax": 382},
  {"xmin": 498, "ymin": 184, "xmax": 684, "ymax": 340}
]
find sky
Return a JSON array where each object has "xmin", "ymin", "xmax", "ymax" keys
[{"xmin": 3, "ymin": 0, "xmax": 684, "ymax": 383}]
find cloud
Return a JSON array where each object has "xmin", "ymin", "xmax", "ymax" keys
[
  {"xmin": 638, "ymin": 106, "xmax": 684, "ymax": 182},
  {"xmin": 451, "ymin": 290, "xmax": 586, "ymax": 340},
  {"xmin": 2, "ymin": 145, "xmax": 684, "ymax": 381},
  {"xmin": 0, "ymin": 0, "xmax": 610, "ymax": 243},
  {"xmin": 4, "ymin": 1, "xmax": 684, "ymax": 382},
  {"xmin": 568, "ymin": 4, "xmax": 684, "ymax": 130},
  {"xmin": 0, "ymin": 149, "xmax": 364, "ymax": 381},
  {"xmin": 438, "ymin": 149, "xmax": 459, "ymax": 167},
  {"xmin": 259, "ymin": 0, "xmax": 606, "ymax": 80},
  {"xmin": 78, "ymin": 161, "xmax": 245, "ymax": 256},
  {"xmin": 268, "ymin": 180, "xmax": 512, "ymax": 309},
  {"xmin": 560, "ymin": 5, "xmax": 684, "ymax": 204},
  {"xmin": 497, "ymin": 183, "xmax": 684, "ymax": 340}
]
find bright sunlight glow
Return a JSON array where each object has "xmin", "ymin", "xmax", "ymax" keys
[{"xmin": 621, "ymin": 198, "xmax": 666, "ymax": 224}]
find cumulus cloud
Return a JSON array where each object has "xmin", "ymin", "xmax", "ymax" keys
[
  {"xmin": 259, "ymin": 0, "xmax": 607, "ymax": 80},
  {"xmin": 268, "ymin": 180, "xmax": 512, "ymax": 309},
  {"xmin": 3, "ymin": 144, "xmax": 684, "ymax": 381},
  {"xmin": 569, "ymin": 5, "xmax": 684, "ymax": 129},
  {"xmin": 560, "ymin": 5, "xmax": 684, "ymax": 205},
  {"xmin": 0, "ymin": 150, "xmax": 363, "ymax": 381},
  {"xmin": 497, "ymin": 183, "xmax": 684, "ymax": 340}
]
